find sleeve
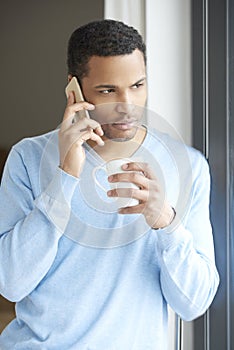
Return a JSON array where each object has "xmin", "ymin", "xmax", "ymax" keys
[
  {"xmin": 156, "ymin": 154, "xmax": 219, "ymax": 321},
  {"xmin": 0, "ymin": 147, "xmax": 79, "ymax": 302}
]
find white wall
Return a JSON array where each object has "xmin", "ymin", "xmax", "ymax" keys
[
  {"xmin": 104, "ymin": 0, "xmax": 145, "ymax": 39},
  {"xmin": 146, "ymin": 0, "xmax": 192, "ymax": 146}
]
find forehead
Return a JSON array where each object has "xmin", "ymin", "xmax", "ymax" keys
[{"xmin": 83, "ymin": 49, "xmax": 146, "ymax": 85}]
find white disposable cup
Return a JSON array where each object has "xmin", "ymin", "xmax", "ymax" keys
[{"xmin": 93, "ymin": 158, "xmax": 139, "ymax": 209}]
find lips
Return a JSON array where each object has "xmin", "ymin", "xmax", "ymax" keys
[{"xmin": 112, "ymin": 121, "xmax": 137, "ymax": 130}]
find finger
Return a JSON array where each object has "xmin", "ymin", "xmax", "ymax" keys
[
  {"xmin": 108, "ymin": 172, "xmax": 150, "ymax": 189},
  {"xmin": 66, "ymin": 91, "xmax": 75, "ymax": 106},
  {"xmin": 122, "ymin": 162, "xmax": 157, "ymax": 180},
  {"xmin": 71, "ymin": 118, "xmax": 104, "ymax": 137},
  {"xmin": 118, "ymin": 204, "xmax": 164, "ymax": 228},
  {"xmin": 77, "ymin": 118, "xmax": 103, "ymax": 133},
  {"xmin": 107, "ymin": 187, "xmax": 149, "ymax": 202},
  {"xmin": 60, "ymin": 113, "xmax": 102, "ymax": 133},
  {"xmin": 63, "ymin": 102, "xmax": 95, "ymax": 124},
  {"xmin": 71, "ymin": 128, "xmax": 104, "ymax": 147},
  {"xmin": 118, "ymin": 202, "xmax": 145, "ymax": 214},
  {"xmin": 94, "ymin": 125, "xmax": 104, "ymax": 136},
  {"xmin": 89, "ymin": 130, "xmax": 105, "ymax": 146}
]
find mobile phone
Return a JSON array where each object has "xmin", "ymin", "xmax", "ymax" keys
[{"xmin": 65, "ymin": 76, "xmax": 90, "ymax": 120}]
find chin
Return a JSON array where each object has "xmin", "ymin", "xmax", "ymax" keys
[{"xmin": 102, "ymin": 125, "xmax": 138, "ymax": 141}]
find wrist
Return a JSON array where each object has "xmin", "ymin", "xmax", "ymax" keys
[{"xmin": 152, "ymin": 206, "xmax": 176, "ymax": 230}]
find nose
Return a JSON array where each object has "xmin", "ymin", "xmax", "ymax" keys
[
  {"xmin": 113, "ymin": 90, "xmax": 136, "ymax": 117},
  {"xmin": 117, "ymin": 90, "xmax": 132, "ymax": 105},
  {"xmin": 115, "ymin": 103, "xmax": 136, "ymax": 120},
  {"xmin": 115, "ymin": 90, "xmax": 135, "ymax": 115},
  {"xmin": 115, "ymin": 102, "xmax": 134, "ymax": 114}
]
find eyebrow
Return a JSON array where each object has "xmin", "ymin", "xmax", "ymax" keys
[{"xmin": 94, "ymin": 77, "xmax": 146, "ymax": 89}]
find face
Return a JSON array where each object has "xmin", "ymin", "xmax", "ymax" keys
[{"xmin": 81, "ymin": 49, "xmax": 147, "ymax": 141}]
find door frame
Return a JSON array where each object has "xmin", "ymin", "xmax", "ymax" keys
[{"xmin": 192, "ymin": 0, "xmax": 234, "ymax": 348}]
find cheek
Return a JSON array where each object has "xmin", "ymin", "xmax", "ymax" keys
[
  {"xmin": 141, "ymin": 87, "xmax": 148, "ymax": 102},
  {"xmin": 90, "ymin": 104, "xmax": 116, "ymax": 124},
  {"xmin": 132, "ymin": 88, "xmax": 147, "ymax": 105}
]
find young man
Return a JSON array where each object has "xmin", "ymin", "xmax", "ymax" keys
[{"xmin": 0, "ymin": 20, "xmax": 219, "ymax": 349}]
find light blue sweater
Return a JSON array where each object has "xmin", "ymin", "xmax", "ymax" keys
[{"xmin": 0, "ymin": 128, "xmax": 219, "ymax": 349}]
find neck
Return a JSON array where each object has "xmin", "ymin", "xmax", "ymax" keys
[{"xmin": 87, "ymin": 126, "xmax": 147, "ymax": 161}]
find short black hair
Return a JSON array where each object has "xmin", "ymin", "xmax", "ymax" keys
[{"xmin": 67, "ymin": 19, "xmax": 146, "ymax": 80}]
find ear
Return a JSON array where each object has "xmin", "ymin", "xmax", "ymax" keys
[{"xmin": 68, "ymin": 74, "xmax": 73, "ymax": 82}]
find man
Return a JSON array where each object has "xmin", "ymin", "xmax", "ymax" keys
[{"xmin": 0, "ymin": 20, "xmax": 219, "ymax": 349}]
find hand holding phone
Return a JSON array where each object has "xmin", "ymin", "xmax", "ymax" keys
[
  {"xmin": 65, "ymin": 76, "xmax": 90, "ymax": 120},
  {"xmin": 60, "ymin": 76, "xmax": 104, "ymax": 177}
]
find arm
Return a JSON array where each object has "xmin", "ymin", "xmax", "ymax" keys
[
  {"xmin": 156, "ymin": 156, "xmax": 219, "ymax": 321},
  {"xmin": 0, "ymin": 147, "xmax": 78, "ymax": 302},
  {"xmin": 0, "ymin": 92, "xmax": 104, "ymax": 302},
  {"xmin": 107, "ymin": 154, "xmax": 219, "ymax": 321}
]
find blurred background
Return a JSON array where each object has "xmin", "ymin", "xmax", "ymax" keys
[{"xmin": 0, "ymin": 0, "xmax": 104, "ymax": 150}]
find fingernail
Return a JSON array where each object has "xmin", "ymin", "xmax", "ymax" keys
[
  {"xmin": 108, "ymin": 175, "xmax": 113, "ymax": 182},
  {"xmin": 107, "ymin": 190, "xmax": 112, "ymax": 196},
  {"xmin": 88, "ymin": 104, "xmax": 95, "ymax": 110},
  {"xmin": 122, "ymin": 164, "xmax": 128, "ymax": 169}
]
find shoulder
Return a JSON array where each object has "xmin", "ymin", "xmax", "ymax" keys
[
  {"xmin": 12, "ymin": 130, "xmax": 58, "ymax": 156},
  {"xmin": 146, "ymin": 127, "xmax": 209, "ymax": 177},
  {"xmin": 5, "ymin": 130, "xmax": 59, "ymax": 173}
]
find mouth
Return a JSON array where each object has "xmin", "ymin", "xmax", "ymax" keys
[
  {"xmin": 111, "ymin": 119, "xmax": 139, "ymax": 130},
  {"xmin": 112, "ymin": 123, "xmax": 136, "ymax": 130}
]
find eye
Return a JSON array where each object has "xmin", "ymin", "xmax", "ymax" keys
[
  {"xmin": 99, "ymin": 89, "xmax": 115, "ymax": 94},
  {"xmin": 132, "ymin": 82, "xmax": 145, "ymax": 89}
]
